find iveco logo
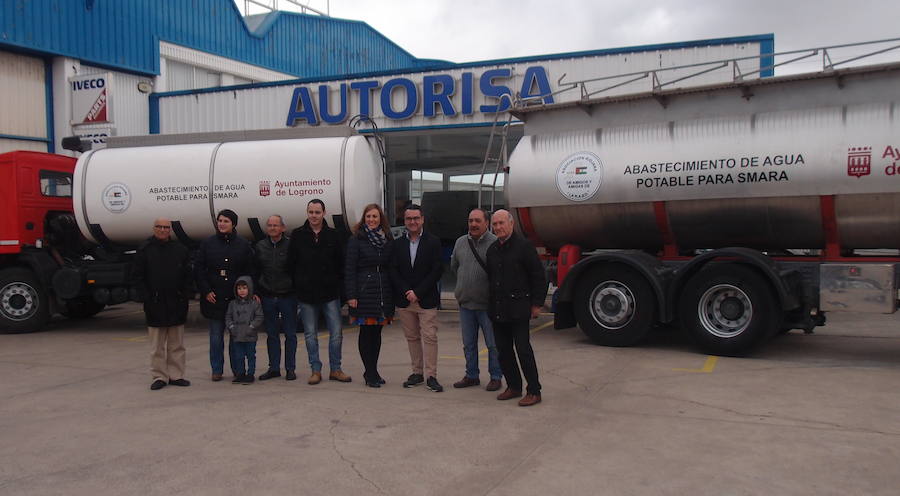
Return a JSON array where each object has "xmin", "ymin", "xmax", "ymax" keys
[{"xmin": 556, "ymin": 152, "xmax": 603, "ymax": 202}]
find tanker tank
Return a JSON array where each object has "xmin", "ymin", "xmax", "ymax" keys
[
  {"xmin": 506, "ymin": 101, "xmax": 900, "ymax": 252},
  {"xmin": 73, "ymin": 136, "xmax": 383, "ymax": 246}
]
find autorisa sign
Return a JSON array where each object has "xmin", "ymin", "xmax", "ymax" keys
[
  {"xmin": 557, "ymin": 151, "xmax": 603, "ymax": 201},
  {"xmin": 70, "ymin": 73, "xmax": 113, "ymax": 125}
]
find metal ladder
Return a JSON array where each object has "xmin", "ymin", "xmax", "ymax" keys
[{"xmin": 478, "ymin": 93, "xmax": 515, "ymax": 212}]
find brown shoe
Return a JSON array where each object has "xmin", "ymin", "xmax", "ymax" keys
[
  {"xmin": 518, "ymin": 394, "xmax": 542, "ymax": 407},
  {"xmin": 308, "ymin": 371, "xmax": 322, "ymax": 385},
  {"xmin": 211, "ymin": 374, "xmax": 223, "ymax": 382},
  {"xmin": 485, "ymin": 379, "xmax": 502, "ymax": 392},
  {"xmin": 453, "ymin": 377, "xmax": 480, "ymax": 388},
  {"xmin": 329, "ymin": 370, "xmax": 352, "ymax": 383},
  {"xmin": 496, "ymin": 388, "xmax": 522, "ymax": 401}
]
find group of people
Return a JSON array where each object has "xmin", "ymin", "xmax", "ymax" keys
[{"xmin": 131, "ymin": 200, "xmax": 548, "ymax": 407}]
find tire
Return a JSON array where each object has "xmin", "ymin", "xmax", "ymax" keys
[
  {"xmin": 0, "ymin": 267, "xmax": 50, "ymax": 334},
  {"xmin": 573, "ymin": 264, "xmax": 657, "ymax": 347},
  {"xmin": 59, "ymin": 298, "xmax": 106, "ymax": 319},
  {"xmin": 679, "ymin": 264, "xmax": 781, "ymax": 356}
]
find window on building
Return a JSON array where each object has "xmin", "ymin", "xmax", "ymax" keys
[
  {"xmin": 165, "ymin": 59, "xmax": 223, "ymax": 91},
  {"xmin": 40, "ymin": 170, "xmax": 72, "ymax": 197},
  {"xmin": 409, "ymin": 170, "xmax": 444, "ymax": 205}
]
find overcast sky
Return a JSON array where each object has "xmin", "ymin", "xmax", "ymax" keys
[{"xmin": 246, "ymin": 0, "xmax": 900, "ymax": 70}]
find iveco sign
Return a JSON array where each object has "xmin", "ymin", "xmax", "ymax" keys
[{"xmin": 285, "ymin": 66, "xmax": 554, "ymax": 126}]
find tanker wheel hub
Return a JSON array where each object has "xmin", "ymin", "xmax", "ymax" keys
[
  {"xmin": 1, "ymin": 282, "xmax": 39, "ymax": 321},
  {"xmin": 698, "ymin": 284, "xmax": 752, "ymax": 338},
  {"xmin": 589, "ymin": 281, "xmax": 635, "ymax": 330}
]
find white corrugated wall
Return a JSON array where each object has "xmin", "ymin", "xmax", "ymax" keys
[{"xmin": 0, "ymin": 50, "xmax": 48, "ymax": 153}]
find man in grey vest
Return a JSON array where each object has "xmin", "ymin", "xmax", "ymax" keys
[{"xmin": 450, "ymin": 208, "xmax": 502, "ymax": 391}]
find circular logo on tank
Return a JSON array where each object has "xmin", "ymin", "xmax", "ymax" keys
[
  {"xmin": 102, "ymin": 183, "xmax": 131, "ymax": 213},
  {"xmin": 556, "ymin": 152, "xmax": 603, "ymax": 202}
]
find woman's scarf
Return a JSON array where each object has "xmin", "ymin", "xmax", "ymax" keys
[{"xmin": 365, "ymin": 225, "xmax": 386, "ymax": 249}]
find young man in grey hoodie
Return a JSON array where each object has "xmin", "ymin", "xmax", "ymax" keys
[{"xmin": 225, "ymin": 276, "xmax": 263, "ymax": 384}]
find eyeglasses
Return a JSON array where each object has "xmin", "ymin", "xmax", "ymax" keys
[
  {"xmin": 154, "ymin": 225, "xmax": 172, "ymax": 230},
  {"xmin": 404, "ymin": 216, "xmax": 422, "ymax": 221}
]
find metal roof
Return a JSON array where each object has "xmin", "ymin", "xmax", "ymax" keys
[{"xmin": 0, "ymin": 0, "xmax": 443, "ymax": 77}]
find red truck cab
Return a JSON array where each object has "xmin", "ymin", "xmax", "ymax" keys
[
  {"xmin": 0, "ymin": 151, "xmax": 109, "ymax": 332},
  {"xmin": 0, "ymin": 151, "xmax": 76, "ymax": 255}
]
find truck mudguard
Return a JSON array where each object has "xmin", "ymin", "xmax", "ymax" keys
[
  {"xmin": 557, "ymin": 251, "xmax": 672, "ymax": 322},
  {"xmin": 667, "ymin": 247, "xmax": 800, "ymax": 318}
]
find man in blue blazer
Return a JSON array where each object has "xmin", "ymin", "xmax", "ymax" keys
[{"xmin": 391, "ymin": 204, "xmax": 445, "ymax": 392}]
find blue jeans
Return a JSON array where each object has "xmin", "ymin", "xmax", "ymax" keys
[
  {"xmin": 262, "ymin": 295, "xmax": 298, "ymax": 372},
  {"xmin": 231, "ymin": 341, "xmax": 257, "ymax": 376},
  {"xmin": 460, "ymin": 307, "xmax": 502, "ymax": 380},
  {"xmin": 299, "ymin": 299, "xmax": 343, "ymax": 373},
  {"xmin": 208, "ymin": 319, "xmax": 237, "ymax": 375}
]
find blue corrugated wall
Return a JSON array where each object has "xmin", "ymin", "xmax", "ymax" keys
[{"xmin": 0, "ymin": 0, "xmax": 444, "ymax": 77}]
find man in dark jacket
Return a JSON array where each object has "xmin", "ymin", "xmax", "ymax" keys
[
  {"xmin": 255, "ymin": 215, "xmax": 298, "ymax": 382},
  {"xmin": 132, "ymin": 218, "xmax": 193, "ymax": 390},
  {"xmin": 486, "ymin": 209, "xmax": 548, "ymax": 407},
  {"xmin": 195, "ymin": 209, "xmax": 254, "ymax": 381},
  {"xmin": 390, "ymin": 204, "xmax": 444, "ymax": 392},
  {"xmin": 287, "ymin": 199, "xmax": 351, "ymax": 384}
]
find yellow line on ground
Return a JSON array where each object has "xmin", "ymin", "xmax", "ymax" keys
[
  {"xmin": 529, "ymin": 320, "xmax": 554, "ymax": 334},
  {"xmin": 673, "ymin": 355, "xmax": 718, "ymax": 373}
]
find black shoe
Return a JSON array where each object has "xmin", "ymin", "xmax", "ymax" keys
[
  {"xmin": 426, "ymin": 376, "xmax": 444, "ymax": 393},
  {"xmin": 378, "ymin": 377, "xmax": 386, "ymax": 385},
  {"xmin": 403, "ymin": 373, "xmax": 425, "ymax": 388},
  {"xmin": 150, "ymin": 380, "xmax": 167, "ymax": 390},
  {"xmin": 232, "ymin": 375, "xmax": 244, "ymax": 384},
  {"xmin": 259, "ymin": 370, "xmax": 280, "ymax": 381},
  {"xmin": 285, "ymin": 370, "xmax": 297, "ymax": 381},
  {"xmin": 365, "ymin": 380, "xmax": 382, "ymax": 388},
  {"xmin": 168, "ymin": 378, "xmax": 190, "ymax": 387},
  {"xmin": 242, "ymin": 375, "xmax": 255, "ymax": 384}
]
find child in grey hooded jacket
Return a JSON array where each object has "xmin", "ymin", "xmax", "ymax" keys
[{"xmin": 226, "ymin": 276, "xmax": 263, "ymax": 383}]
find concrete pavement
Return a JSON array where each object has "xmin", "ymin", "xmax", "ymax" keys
[{"xmin": 1, "ymin": 303, "xmax": 899, "ymax": 495}]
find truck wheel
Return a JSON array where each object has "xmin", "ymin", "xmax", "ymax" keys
[
  {"xmin": 573, "ymin": 265, "xmax": 656, "ymax": 346},
  {"xmin": 59, "ymin": 298, "xmax": 106, "ymax": 319},
  {"xmin": 679, "ymin": 264, "xmax": 780, "ymax": 356},
  {"xmin": 0, "ymin": 267, "xmax": 50, "ymax": 333}
]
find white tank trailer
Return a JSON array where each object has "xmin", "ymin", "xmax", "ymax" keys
[
  {"xmin": 74, "ymin": 134, "xmax": 384, "ymax": 245},
  {"xmin": 504, "ymin": 62, "xmax": 900, "ymax": 355}
]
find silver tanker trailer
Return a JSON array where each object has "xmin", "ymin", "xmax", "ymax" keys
[{"xmin": 502, "ymin": 60, "xmax": 900, "ymax": 355}]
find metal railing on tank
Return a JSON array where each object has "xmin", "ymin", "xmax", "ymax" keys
[{"xmin": 513, "ymin": 36, "xmax": 900, "ymax": 107}]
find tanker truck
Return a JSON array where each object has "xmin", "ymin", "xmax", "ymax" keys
[
  {"xmin": 0, "ymin": 127, "xmax": 384, "ymax": 332},
  {"xmin": 501, "ymin": 61, "xmax": 900, "ymax": 356}
]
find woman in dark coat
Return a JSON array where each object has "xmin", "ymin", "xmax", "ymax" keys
[
  {"xmin": 195, "ymin": 209, "xmax": 254, "ymax": 381},
  {"xmin": 344, "ymin": 203, "xmax": 394, "ymax": 388}
]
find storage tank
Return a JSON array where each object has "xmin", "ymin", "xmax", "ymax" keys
[
  {"xmin": 506, "ymin": 102, "xmax": 900, "ymax": 251},
  {"xmin": 73, "ymin": 136, "xmax": 383, "ymax": 246}
]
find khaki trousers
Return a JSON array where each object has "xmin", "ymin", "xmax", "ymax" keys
[
  {"xmin": 396, "ymin": 302, "xmax": 439, "ymax": 378},
  {"xmin": 149, "ymin": 325, "xmax": 186, "ymax": 382}
]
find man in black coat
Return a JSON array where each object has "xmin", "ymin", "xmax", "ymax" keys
[
  {"xmin": 486, "ymin": 209, "xmax": 548, "ymax": 407},
  {"xmin": 287, "ymin": 199, "xmax": 351, "ymax": 384},
  {"xmin": 195, "ymin": 209, "xmax": 254, "ymax": 381},
  {"xmin": 132, "ymin": 218, "xmax": 193, "ymax": 391},
  {"xmin": 390, "ymin": 204, "xmax": 444, "ymax": 392}
]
